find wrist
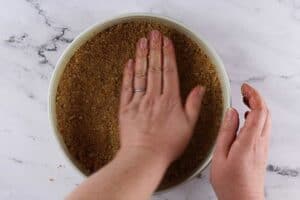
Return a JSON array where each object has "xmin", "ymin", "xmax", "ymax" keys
[{"xmin": 117, "ymin": 146, "xmax": 171, "ymax": 170}]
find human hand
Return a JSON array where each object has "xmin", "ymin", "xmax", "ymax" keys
[
  {"xmin": 118, "ymin": 30, "xmax": 205, "ymax": 165},
  {"xmin": 210, "ymin": 84, "xmax": 271, "ymax": 200}
]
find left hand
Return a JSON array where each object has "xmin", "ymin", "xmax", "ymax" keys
[{"xmin": 210, "ymin": 84, "xmax": 271, "ymax": 200}]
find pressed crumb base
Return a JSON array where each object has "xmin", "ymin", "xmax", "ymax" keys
[{"xmin": 56, "ymin": 18, "xmax": 223, "ymax": 190}]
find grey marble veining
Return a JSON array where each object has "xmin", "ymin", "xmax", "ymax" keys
[{"xmin": 0, "ymin": 0, "xmax": 300, "ymax": 199}]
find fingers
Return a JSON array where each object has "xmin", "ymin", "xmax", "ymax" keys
[
  {"xmin": 214, "ymin": 108, "xmax": 239, "ymax": 158},
  {"xmin": 238, "ymin": 83, "xmax": 268, "ymax": 145},
  {"xmin": 185, "ymin": 86, "xmax": 205, "ymax": 125},
  {"xmin": 120, "ymin": 59, "xmax": 134, "ymax": 107},
  {"xmin": 162, "ymin": 36, "xmax": 180, "ymax": 98},
  {"xmin": 130, "ymin": 31, "xmax": 181, "ymax": 104},
  {"xmin": 146, "ymin": 30, "xmax": 162, "ymax": 97},
  {"xmin": 133, "ymin": 37, "xmax": 148, "ymax": 102}
]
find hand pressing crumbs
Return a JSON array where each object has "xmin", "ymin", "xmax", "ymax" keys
[{"xmin": 56, "ymin": 19, "xmax": 223, "ymax": 190}]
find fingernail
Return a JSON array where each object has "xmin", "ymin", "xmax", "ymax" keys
[
  {"xmin": 241, "ymin": 83, "xmax": 251, "ymax": 97},
  {"xmin": 127, "ymin": 59, "xmax": 133, "ymax": 68},
  {"xmin": 163, "ymin": 36, "xmax": 171, "ymax": 47},
  {"xmin": 139, "ymin": 38, "xmax": 147, "ymax": 49},
  {"xmin": 151, "ymin": 30, "xmax": 160, "ymax": 41},
  {"xmin": 195, "ymin": 86, "xmax": 205, "ymax": 96},
  {"xmin": 199, "ymin": 86, "xmax": 206, "ymax": 94}
]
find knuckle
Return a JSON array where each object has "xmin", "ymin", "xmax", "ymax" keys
[
  {"xmin": 164, "ymin": 65, "xmax": 175, "ymax": 73},
  {"xmin": 257, "ymin": 108, "xmax": 268, "ymax": 120},
  {"xmin": 151, "ymin": 42, "xmax": 160, "ymax": 49},
  {"xmin": 160, "ymin": 96, "xmax": 170, "ymax": 104},
  {"xmin": 127, "ymin": 102, "xmax": 139, "ymax": 112},
  {"xmin": 137, "ymin": 48, "xmax": 148, "ymax": 57},
  {"xmin": 125, "ymin": 66, "xmax": 133, "ymax": 76},
  {"xmin": 161, "ymin": 96, "xmax": 178, "ymax": 108},
  {"xmin": 119, "ymin": 106, "xmax": 131, "ymax": 115},
  {"xmin": 122, "ymin": 84, "xmax": 132, "ymax": 92},
  {"xmin": 127, "ymin": 70, "xmax": 133, "ymax": 77},
  {"xmin": 251, "ymin": 119, "xmax": 260, "ymax": 128},
  {"xmin": 254, "ymin": 97, "xmax": 267, "ymax": 110},
  {"xmin": 142, "ymin": 96, "xmax": 156, "ymax": 108},
  {"xmin": 135, "ymin": 72, "xmax": 146, "ymax": 79},
  {"xmin": 149, "ymin": 66, "xmax": 162, "ymax": 73}
]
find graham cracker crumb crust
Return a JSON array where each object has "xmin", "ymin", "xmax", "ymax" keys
[{"xmin": 56, "ymin": 19, "xmax": 223, "ymax": 190}]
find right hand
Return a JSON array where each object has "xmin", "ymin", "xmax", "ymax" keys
[
  {"xmin": 118, "ymin": 30, "xmax": 205, "ymax": 165},
  {"xmin": 210, "ymin": 83, "xmax": 271, "ymax": 200}
]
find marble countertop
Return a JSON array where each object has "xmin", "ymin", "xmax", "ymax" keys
[{"xmin": 1, "ymin": 0, "xmax": 300, "ymax": 199}]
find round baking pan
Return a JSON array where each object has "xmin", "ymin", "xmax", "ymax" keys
[{"xmin": 48, "ymin": 13, "xmax": 231, "ymax": 194}]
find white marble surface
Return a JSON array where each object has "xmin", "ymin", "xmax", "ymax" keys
[{"xmin": 1, "ymin": 0, "xmax": 300, "ymax": 199}]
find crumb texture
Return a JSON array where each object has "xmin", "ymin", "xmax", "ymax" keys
[{"xmin": 56, "ymin": 19, "xmax": 223, "ymax": 190}]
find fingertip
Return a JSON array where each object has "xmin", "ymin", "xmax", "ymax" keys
[
  {"xmin": 163, "ymin": 36, "xmax": 172, "ymax": 48},
  {"xmin": 242, "ymin": 82, "xmax": 259, "ymax": 98},
  {"xmin": 198, "ymin": 85, "xmax": 206, "ymax": 96},
  {"xmin": 241, "ymin": 83, "xmax": 250, "ymax": 98},
  {"xmin": 136, "ymin": 38, "xmax": 148, "ymax": 58},
  {"xmin": 232, "ymin": 108, "xmax": 239, "ymax": 120},
  {"xmin": 149, "ymin": 30, "xmax": 161, "ymax": 39},
  {"xmin": 190, "ymin": 86, "xmax": 205, "ymax": 100},
  {"xmin": 149, "ymin": 30, "xmax": 162, "ymax": 48},
  {"xmin": 226, "ymin": 107, "xmax": 234, "ymax": 117},
  {"xmin": 185, "ymin": 86, "xmax": 205, "ymax": 124},
  {"xmin": 127, "ymin": 58, "xmax": 133, "ymax": 67},
  {"xmin": 125, "ymin": 59, "xmax": 134, "ymax": 74},
  {"xmin": 162, "ymin": 35, "xmax": 176, "ymax": 66},
  {"xmin": 241, "ymin": 83, "xmax": 266, "ymax": 110},
  {"xmin": 224, "ymin": 107, "xmax": 238, "ymax": 121},
  {"xmin": 137, "ymin": 37, "xmax": 148, "ymax": 50}
]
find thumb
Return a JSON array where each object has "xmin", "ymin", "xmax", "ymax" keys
[
  {"xmin": 214, "ymin": 108, "xmax": 239, "ymax": 158},
  {"xmin": 185, "ymin": 86, "xmax": 205, "ymax": 125}
]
